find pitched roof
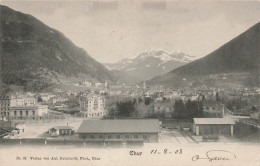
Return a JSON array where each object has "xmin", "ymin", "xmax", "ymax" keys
[
  {"xmin": 50, "ymin": 126, "xmax": 72, "ymax": 130},
  {"xmin": 193, "ymin": 118, "xmax": 235, "ymax": 125},
  {"xmin": 77, "ymin": 119, "xmax": 161, "ymax": 133},
  {"xmin": 0, "ymin": 127, "xmax": 19, "ymax": 132}
]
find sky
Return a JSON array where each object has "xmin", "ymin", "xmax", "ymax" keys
[{"xmin": 1, "ymin": 0, "xmax": 260, "ymax": 63}]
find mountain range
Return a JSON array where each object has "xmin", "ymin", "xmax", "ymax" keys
[
  {"xmin": 105, "ymin": 50, "xmax": 195, "ymax": 81},
  {"xmin": 1, "ymin": 5, "xmax": 259, "ymax": 91},
  {"xmin": 148, "ymin": 22, "xmax": 260, "ymax": 88}
]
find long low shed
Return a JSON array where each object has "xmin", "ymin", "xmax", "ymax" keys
[
  {"xmin": 77, "ymin": 119, "xmax": 161, "ymax": 143},
  {"xmin": 192, "ymin": 118, "xmax": 235, "ymax": 136}
]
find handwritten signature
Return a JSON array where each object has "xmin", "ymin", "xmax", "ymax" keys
[{"xmin": 192, "ymin": 150, "xmax": 236, "ymax": 162}]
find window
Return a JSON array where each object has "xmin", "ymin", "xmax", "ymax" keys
[
  {"xmin": 143, "ymin": 135, "xmax": 147, "ymax": 140},
  {"xmin": 116, "ymin": 135, "xmax": 120, "ymax": 139},
  {"xmin": 99, "ymin": 135, "xmax": 103, "ymax": 139},
  {"xmin": 108, "ymin": 135, "xmax": 112, "ymax": 139},
  {"xmin": 32, "ymin": 111, "xmax": 35, "ymax": 116},
  {"xmin": 125, "ymin": 135, "xmax": 129, "ymax": 139},
  {"xmin": 26, "ymin": 111, "xmax": 28, "ymax": 116},
  {"xmin": 134, "ymin": 135, "xmax": 138, "ymax": 139},
  {"xmin": 90, "ymin": 135, "xmax": 94, "ymax": 139},
  {"xmin": 20, "ymin": 111, "xmax": 22, "ymax": 116}
]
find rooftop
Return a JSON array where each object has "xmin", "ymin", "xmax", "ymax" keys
[
  {"xmin": 50, "ymin": 126, "xmax": 72, "ymax": 130},
  {"xmin": 77, "ymin": 119, "xmax": 161, "ymax": 133},
  {"xmin": 202, "ymin": 100, "xmax": 222, "ymax": 107},
  {"xmin": 193, "ymin": 118, "xmax": 235, "ymax": 125},
  {"xmin": 10, "ymin": 105, "xmax": 48, "ymax": 109}
]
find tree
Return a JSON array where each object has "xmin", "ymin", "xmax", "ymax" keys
[
  {"xmin": 65, "ymin": 96, "xmax": 79, "ymax": 108},
  {"xmin": 173, "ymin": 99, "xmax": 203, "ymax": 119},
  {"xmin": 251, "ymin": 106, "xmax": 258, "ymax": 112},
  {"xmin": 144, "ymin": 97, "xmax": 152, "ymax": 105},
  {"xmin": 162, "ymin": 97, "xmax": 167, "ymax": 102},
  {"xmin": 173, "ymin": 99, "xmax": 185, "ymax": 118},
  {"xmin": 195, "ymin": 101, "xmax": 203, "ymax": 118},
  {"xmin": 116, "ymin": 100, "xmax": 136, "ymax": 117},
  {"xmin": 37, "ymin": 96, "xmax": 43, "ymax": 102},
  {"xmin": 202, "ymin": 95, "xmax": 205, "ymax": 101},
  {"xmin": 138, "ymin": 98, "xmax": 143, "ymax": 103},
  {"xmin": 216, "ymin": 92, "xmax": 219, "ymax": 101},
  {"xmin": 226, "ymin": 101, "xmax": 233, "ymax": 110},
  {"xmin": 133, "ymin": 98, "xmax": 137, "ymax": 106}
]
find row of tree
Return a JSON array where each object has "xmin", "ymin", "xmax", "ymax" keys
[
  {"xmin": 173, "ymin": 99, "xmax": 203, "ymax": 119},
  {"xmin": 106, "ymin": 98, "xmax": 204, "ymax": 120},
  {"xmin": 108, "ymin": 99, "xmax": 137, "ymax": 118}
]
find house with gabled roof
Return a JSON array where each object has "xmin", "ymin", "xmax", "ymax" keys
[
  {"xmin": 192, "ymin": 118, "xmax": 235, "ymax": 136},
  {"xmin": 48, "ymin": 126, "xmax": 73, "ymax": 137},
  {"xmin": 77, "ymin": 119, "xmax": 161, "ymax": 143}
]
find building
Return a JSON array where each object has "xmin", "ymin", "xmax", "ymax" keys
[
  {"xmin": 9, "ymin": 95, "xmax": 24, "ymax": 106},
  {"xmin": 50, "ymin": 95, "xmax": 68, "ymax": 105},
  {"xmin": 196, "ymin": 89, "xmax": 216, "ymax": 96},
  {"xmin": 22, "ymin": 95, "xmax": 36, "ymax": 106},
  {"xmin": 8, "ymin": 105, "xmax": 48, "ymax": 120},
  {"xmin": 202, "ymin": 100, "xmax": 224, "ymax": 117},
  {"xmin": 8, "ymin": 94, "xmax": 36, "ymax": 107},
  {"xmin": 250, "ymin": 106, "xmax": 259, "ymax": 121},
  {"xmin": 1, "ymin": 94, "xmax": 36, "ymax": 119},
  {"xmin": 77, "ymin": 119, "xmax": 161, "ymax": 143},
  {"xmin": 0, "ymin": 96, "xmax": 10, "ymax": 118},
  {"xmin": 192, "ymin": 118, "xmax": 235, "ymax": 136},
  {"xmin": 79, "ymin": 94, "xmax": 106, "ymax": 118},
  {"xmin": 82, "ymin": 79, "xmax": 92, "ymax": 87},
  {"xmin": 108, "ymin": 84, "xmax": 123, "ymax": 96},
  {"xmin": 0, "ymin": 120, "xmax": 19, "ymax": 138},
  {"xmin": 109, "ymin": 89, "xmax": 122, "ymax": 96},
  {"xmin": 40, "ymin": 93, "xmax": 55, "ymax": 102},
  {"xmin": 180, "ymin": 94, "xmax": 198, "ymax": 101},
  {"xmin": 48, "ymin": 126, "xmax": 73, "ymax": 137},
  {"xmin": 153, "ymin": 103, "xmax": 171, "ymax": 113},
  {"xmin": 153, "ymin": 103, "xmax": 172, "ymax": 118}
]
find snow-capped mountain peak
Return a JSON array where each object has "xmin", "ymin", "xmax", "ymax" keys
[
  {"xmin": 137, "ymin": 49, "xmax": 195, "ymax": 63},
  {"xmin": 104, "ymin": 49, "xmax": 195, "ymax": 81}
]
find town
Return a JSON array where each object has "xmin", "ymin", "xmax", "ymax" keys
[
  {"xmin": 0, "ymin": 78, "xmax": 259, "ymax": 147},
  {"xmin": 1, "ymin": 1, "xmax": 259, "ymax": 165}
]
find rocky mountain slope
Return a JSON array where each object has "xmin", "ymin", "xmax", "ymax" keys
[
  {"xmin": 148, "ymin": 22, "xmax": 260, "ymax": 88},
  {"xmin": 0, "ymin": 5, "xmax": 118, "ymax": 91}
]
